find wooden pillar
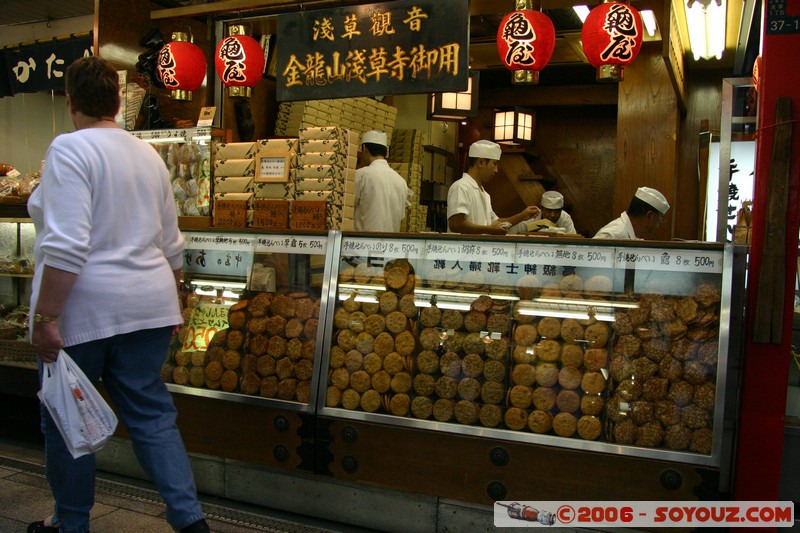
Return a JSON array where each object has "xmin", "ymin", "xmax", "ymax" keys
[
  {"xmin": 734, "ymin": 0, "xmax": 800, "ymax": 501},
  {"xmin": 614, "ymin": 43, "xmax": 679, "ymax": 240}
]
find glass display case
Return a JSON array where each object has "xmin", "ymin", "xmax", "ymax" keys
[
  {"xmin": 319, "ymin": 233, "xmax": 733, "ymax": 467},
  {"xmin": 0, "ymin": 215, "xmax": 35, "ymax": 361},
  {"xmin": 164, "ymin": 230, "xmax": 333, "ymax": 414},
  {"xmin": 130, "ymin": 127, "xmax": 228, "ymax": 217},
  {"xmin": 161, "ymin": 228, "xmax": 734, "ymax": 466}
]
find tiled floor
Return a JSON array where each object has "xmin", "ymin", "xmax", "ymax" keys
[{"xmin": 0, "ymin": 393, "xmax": 374, "ymax": 533}]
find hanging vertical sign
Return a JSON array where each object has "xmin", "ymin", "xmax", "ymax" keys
[
  {"xmin": 1, "ymin": 33, "xmax": 93, "ymax": 97},
  {"xmin": 276, "ymin": 0, "xmax": 469, "ymax": 101}
]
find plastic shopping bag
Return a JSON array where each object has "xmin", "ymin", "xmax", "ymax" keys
[{"xmin": 37, "ymin": 350, "xmax": 118, "ymax": 459}]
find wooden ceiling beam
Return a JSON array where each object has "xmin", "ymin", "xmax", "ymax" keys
[{"xmin": 151, "ymin": 0, "xmax": 364, "ymax": 20}]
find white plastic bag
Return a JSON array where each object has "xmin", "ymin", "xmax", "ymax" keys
[{"xmin": 37, "ymin": 350, "xmax": 118, "ymax": 459}]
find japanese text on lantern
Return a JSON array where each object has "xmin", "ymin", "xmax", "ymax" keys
[{"xmin": 601, "ymin": 4, "xmax": 639, "ymax": 61}]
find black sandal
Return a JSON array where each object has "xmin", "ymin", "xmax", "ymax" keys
[{"xmin": 27, "ymin": 520, "xmax": 59, "ymax": 533}]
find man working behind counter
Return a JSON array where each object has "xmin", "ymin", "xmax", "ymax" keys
[
  {"xmin": 354, "ymin": 130, "xmax": 412, "ymax": 232},
  {"xmin": 527, "ymin": 190, "xmax": 576, "ymax": 234},
  {"xmin": 447, "ymin": 140, "xmax": 539, "ymax": 235},
  {"xmin": 593, "ymin": 186, "xmax": 670, "ymax": 239}
]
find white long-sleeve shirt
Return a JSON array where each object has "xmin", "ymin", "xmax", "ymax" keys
[{"xmin": 28, "ymin": 128, "xmax": 184, "ymax": 346}]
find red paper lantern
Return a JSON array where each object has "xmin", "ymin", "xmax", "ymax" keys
[
  {"xmin": 581, "ymin": 2, "xmax": 644, "ymax": 82},
  {"xmin": 496, "ymin": 9, "xmax": 555, "ymax": 85},
  {"xmin": 157, "ymin": 33, "xmax": 206, "ymax": 101},
  {"xmin": 752, "ymin": 55, "xmax": 761, "ymax": 91},
  {"xmin": 215, "ymin": 27, "xmax": 265, "ymax": 98}
]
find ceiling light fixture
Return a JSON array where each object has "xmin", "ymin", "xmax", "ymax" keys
[
  {"xmin": 640, "ymin": 10, "xmax": 658, "ymax": 37},
  {"xmin": 427, "ymin": 71, "xmax": 480, "ymax": 121},
  {"xmin": 493, "ymin": 107, "xmax": 536, "ymax": 145},
  {"xmin": 573, "ymin": 5, "xmax": 591, "ymax": 23},
  {"xmin": 685, "ymin": 0, "xmax": 726, "ymax": 60}
]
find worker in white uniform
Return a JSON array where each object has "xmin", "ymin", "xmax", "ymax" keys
[
  {"xmin": 593, "ymin": 186, "xmax": 670, "ymax": 239},
  {"xmin": 528, "ymin": 190, "xmax": 576, "ymax": 234},
  {"xmin": 353, "ymin": 130, "xmax": 412, "ymax": 232},
  {"xmin": 447, "ymin": 140, "xmax": 539, "ymax": 235}
]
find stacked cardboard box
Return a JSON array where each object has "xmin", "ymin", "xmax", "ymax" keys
[
  {"xmin": 390, "ymin": 129, "xmax": 427, "ymax": 232},
  {"xmin": 296, "ymin": 127, "xmax": 360, "ymax": 230}
]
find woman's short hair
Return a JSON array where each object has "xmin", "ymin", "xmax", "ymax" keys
[{"xmin": 65, "ymin": 56, "xmax": 120, "ymax": 119}]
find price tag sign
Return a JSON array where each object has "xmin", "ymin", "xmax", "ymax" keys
[
  {"xmin": 184, "ymin": 232, "xmax": 257, "ymax": 252},
  {"xmin": 213, "ymin": 199, "xmax": 248, "ymax": 228},
  {"xmin": 614, "ymin": 248, "xmax": 723, "ymax": 274},
  {"xmin": 342, "ymin": 237, "xmax": 423, "ymax": 259},
  {"xmin": 182, "ymin": 303, "xmax": 229, "ymax": 352},
  {"xmin": 251, "ymin": 199, "xmax": 289, "ymax": 229},
  {"xmin": 182, "ymin": 232, "xmax": 255, "ymax": 278},
  {"xmin": 255, "ymin": 235, "xmax": 327, "ymax": 255},
  {"xmin": 516, "ymin": 244, "xmax": 614, "ymax": 268},
  {"xmin": 424, "ymin": 241, "xmax": 515, "ymax": 262}
]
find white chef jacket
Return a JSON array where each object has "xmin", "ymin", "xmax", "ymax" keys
[
  {"xmin": 531, "ymin": 210, "xmax": 576, "ymax": 234},
  {"xmin": 593, "ymin": 211, "xmax": 637, "ymax": 239},
  {"xmin": 447, "ymin": 173, "xmax": 497, "ymax": 231},
  {"xmin": 354, "ymin": 159, "xmax": 411, "ymax": 232}
]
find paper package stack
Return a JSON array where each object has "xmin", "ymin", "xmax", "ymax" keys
[
  {"xmin": 212, "ymin": 140, "xmax": 300, "ymax": 228},
  {"xmin": 389, "ymin": 129, "xmax": 426, "ymax": 233},
  {"xmin": 275, "ymin": 97, "xmax": 397, "ymax": 144},
  {"xmin": 212, "ymin": 142, "xmax": 257, "ymax": 227},
  {"xmin": 250, "ymin": 138, "xmax": 299, "ymax": 229},
  {"xmin": 296, "ymin": 127, "xmax": 360, "ymax": 230}
]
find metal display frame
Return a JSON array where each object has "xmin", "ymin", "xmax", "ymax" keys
[{"xmin": 166, "ymin": 229, "xmax": 735, "ymax": 468}]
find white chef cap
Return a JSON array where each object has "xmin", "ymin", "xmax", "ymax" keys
[
  {"xmin": 635, "ymin": 186, "xmax": 670, "ymax": 214},
  {"xmin": 362, "ymin": 130, "xmax": 388, "ymax": 147},
  {"xmin": 468, "ymin": 140, "xmax": 502, "ymax": 160},
  {"xmin": 541, "ymin": 190, "xmax": 564, "ymax": 209}
]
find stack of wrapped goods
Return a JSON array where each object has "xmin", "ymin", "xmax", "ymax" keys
[
  {"xmin": 296, "ymin": 127, "xmax": 360, "ymax": 230},
  {"xmin": 389, "ymin": 129, "xmax": 426, "ymax": 232},
  {"xmin": 275, "ymin": 97, "xmax": 397, "ymax": 143},
  {"xmin": 251, "ymin": 138, "xmax": 299, "ymax": 229},
  {"xmin": 275, "ymin": 98, "xmax": 400, "ymax": 230},
  {"xmin": 212, "ymin": 143, "xmax": 257, "ymax": 227}
]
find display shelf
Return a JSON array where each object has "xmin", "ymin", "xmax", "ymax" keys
[
  {"xmin": 319, "ymin": 232, "xmax": 733, "ymax": 467},
  {"xmin": 0, "ymin": 213, "xmax": 34, "ymax": 368},
  {"xmin": 164, "ymin": 229, "xmax": 334, "ymax": 414},
  {"xmin": 159, "ymin": 227, "xmax": 735, "ymax": 467}
]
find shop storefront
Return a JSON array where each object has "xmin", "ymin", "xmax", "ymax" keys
[{"xmin": 1, "ymin": 0, "xmax": 798, "ymax": 530}]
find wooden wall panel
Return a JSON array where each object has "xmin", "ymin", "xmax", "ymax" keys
[
  {"xmin": 675, "ymin": 70, "xmax": 725, "ymax": 240},
  {"xmin": 530, "ymin": 106, "xmax": 617, "ymax": 236},
  {"xmin": 615, "ymin": 43, "xmax": 679, "ymax": 241},
  {"xmin": 325, "ymin": 418, "xmax": 716, "ymax": 504},
  {"xmin": 473, "ymin": 106, "xmax": 617, "ymax": 237}
]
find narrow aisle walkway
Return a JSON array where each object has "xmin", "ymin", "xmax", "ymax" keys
[{"xmin": 0, "ymin": 394, "xmax": 375, "ymax": 533}]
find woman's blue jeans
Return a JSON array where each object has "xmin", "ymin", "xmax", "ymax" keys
[{"xmin": 38, "ymin": 326, "xmax": 204, "ymax": 533}]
